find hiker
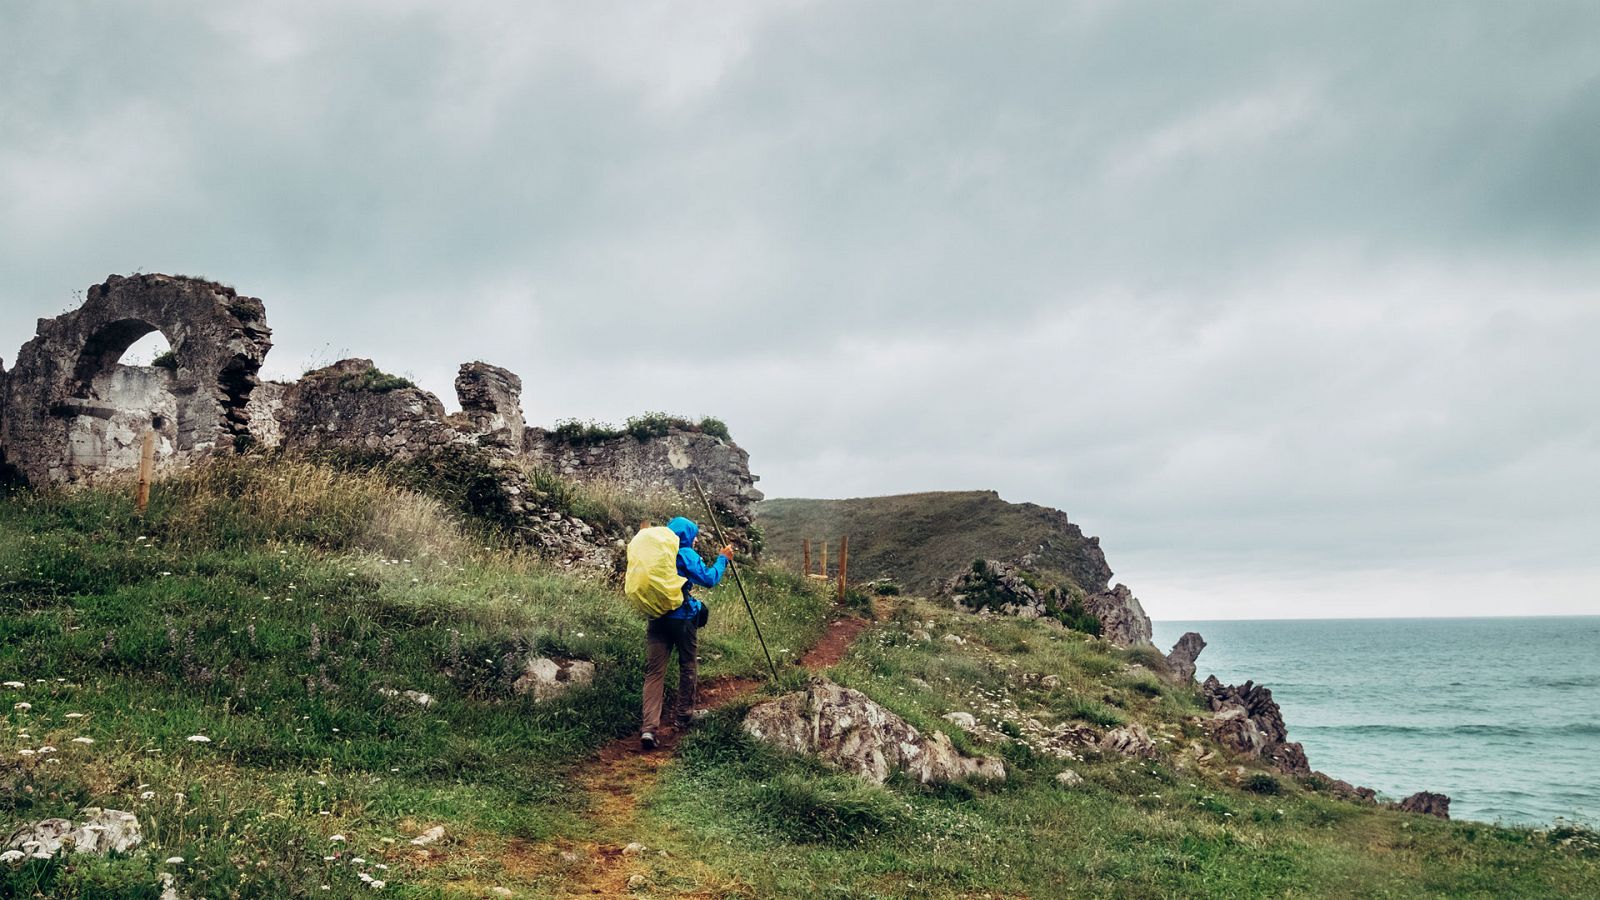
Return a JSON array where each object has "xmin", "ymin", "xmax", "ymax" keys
[{"xmin": 640, "ymin": 515, "xmax": 732, "ymax": 750}]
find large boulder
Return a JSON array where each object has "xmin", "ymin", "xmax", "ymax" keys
[
  {"xmin": 1082, "ymin": 584, "xmax": 1152, "ymax": 647},
  {"xmin": 742, "ymin": 678, "xmax": 1005, "ymax": 785},
  {"xmin": 1202, "ymin": 676, "xmax": 1311, "ymax": 775},
  {"xmin": 1164, "ymin": 632, "xmax": 1206, "ymax": 683},
  {"xmin": 512, "ymin": 656, "xmax": 596, "ymax": 702},
  {"xmin": 1397, "ymin": 791, "xmax": 1451, "ymax": 819}
]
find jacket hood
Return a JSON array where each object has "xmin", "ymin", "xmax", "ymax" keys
[{"xmin": 667, "ymin": 517, "xmax": 698, "ymax": 547}]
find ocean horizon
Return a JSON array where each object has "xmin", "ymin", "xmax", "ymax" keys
[{"xmin": 1153, "ymin": 615, "xmax": 1600, "ymax": 827}]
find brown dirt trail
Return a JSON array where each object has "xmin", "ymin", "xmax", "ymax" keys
[{"xmin": 544, "ymin": 609, "xmax": 875, "ymax": 897}]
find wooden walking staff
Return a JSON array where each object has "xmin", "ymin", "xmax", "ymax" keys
[
  {"xmin": 691, "ymin": 478, "xmax": 779, "ymax": 681},
  {"xmin": 135, "ymin": 430, "xmax": 156, "ymax": 515}
]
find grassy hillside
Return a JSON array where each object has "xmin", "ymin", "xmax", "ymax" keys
[
  {"xmin": 755, "ymin": 492, "xmax": 1113, "ymax": 595},
  {"xmin": 1, "ymin": 462, "xmax": 1595, "ymax": 898},
  {"xmin": 0, "ymin": 459, "xmax": 831, "ymax": 898}
]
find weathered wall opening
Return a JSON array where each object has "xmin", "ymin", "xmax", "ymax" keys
[{"xmin": 61, "ymin": 318, "xmax": 181, "ymax": 481}]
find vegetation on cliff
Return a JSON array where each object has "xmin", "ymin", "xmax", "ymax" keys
[{"xmin": 755, "ymin": 491, "xmax": 1112, "ymax": 594}]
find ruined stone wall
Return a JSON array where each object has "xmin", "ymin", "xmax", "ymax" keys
[
  {"xmin": 276, "ymin": 359, "xmax": 454, "ymax": 460},
  {"xmin": 0, "ymin": 275, "xmax": 765, "ymax": 562},
  {"xmin": 0, "ymin": 274, "xmax": 271, "ymax": 485},
  {"xmin": 523, "ymin": 427, "xmax": 764, "ymax": 524}
]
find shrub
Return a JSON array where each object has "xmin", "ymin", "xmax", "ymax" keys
[
  {"xmin": 872, "ymin": 579, "xmax": 902, "ymax": 596},
  {"xmin": 554, "ymin": 414, "xmax": 733, "ymax": 445},
  {"xmin": 553, "ymin": 419, "xmax": 625, "ymax": 444},
  {"xmin": 1244, "ymin": 772, "xmax": 1284, "ymax": 795},
  {"xmin": 151, "ymin": 350, "xmax": 178, "ymax": 371},
  {"xmin": 1065, "ymin": 697, "xmax": 1125, "ymax": 727},
  {"xmin": 337, "ymin": 365, "xmax": 415, "ymax": 393},
  {"xmin": 697, "ymin": 416, "xmax": 731, "ymax": 440}
]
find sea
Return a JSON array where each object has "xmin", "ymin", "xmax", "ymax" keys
[{"xmin": 1152, "ymin": 616, "xmax": 1600, "ymax": 827}]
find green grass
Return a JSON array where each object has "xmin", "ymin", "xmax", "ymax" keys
[{"xmin": 0, "ymin": 459, "xmax": 828, "ymax": 898}]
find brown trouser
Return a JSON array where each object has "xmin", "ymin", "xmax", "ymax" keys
[{"xmin": 642, "ymin": 616, "xmax": 698, "ymax": 733}]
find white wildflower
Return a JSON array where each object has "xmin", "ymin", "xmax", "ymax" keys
[
  {"xmin": 186, "ymin": 735, "xmax": 211, "ymax": 743},
  {"xmin": 329, "ymin": 834, "xmax": 346, "ymax": 843},
  {"xmin": 140, "ymin": 791, "xmax": 156, "ymax": 800},
  {"xmin": 370, "ymin": 880, "xmax": 386, "ymax": 889},
  {"xmin": 71, "ymin": 736, "xmax": 94, "ymax": 744},
  {"xmin": 165, "ymin": 856, "xmax": 185, "ymax": 864},
  {"xmin": 13, "ymin": 702, "xmax": 30, "ymax": 710},
  {"xmin": 2, "ymin": 681, "xmax": 23, "ymax": 688},
  {"xmin": 65, "ymin": 713, "xmax": 85, "ymax": 719}
]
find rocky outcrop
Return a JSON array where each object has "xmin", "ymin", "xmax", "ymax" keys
[
  {"xmin": 1165, "ymin": 632, "xmax": 1207, "ymax": 683},
  {"xmin": 0, "ymin": 274, "xmax": 271, "ymax": 484},
  {"xmin": 1082, "ymin": 584, "xmax": 1152, "ymax": 647},
  {"xmin": 1398, "ymin": 791, "xmax": 1452, "ymax": 819},
  {"xmin": 1306, "ymin": 771, "xmax": 1378, "ymax": 804},
  {"xmin": 525, "ymin": 426, "xmax": 763, "ymax": 526},
  {"xmin": 943, "ymin": 559, "xmax": 1051, "ymax": 620},
  {"xmin": 1100, "ymin": 722, "xmax": 1158, "ymax": 758},
  {"xmin": 1202, "ymin": 676, "xmax": 1310, "ymax": 775},
  {"xmin": 5, "ymin": 808, "xmax": 142, "ymax": 860},
  {"xmin": 742, "ymin": 678, "xmax": 1005, "ymax": 785}
]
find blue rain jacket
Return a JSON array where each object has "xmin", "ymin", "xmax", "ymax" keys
[{"xmin": 662, "ymin": 516, "xmax": 726, "ymax": 620}]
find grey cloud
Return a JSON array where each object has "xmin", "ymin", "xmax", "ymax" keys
[{"xmin": 2, "ymin": 1, "xmax": 1597, "ymax": 616}]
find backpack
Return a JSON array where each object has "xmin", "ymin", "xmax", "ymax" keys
[{"xmin": 625, "ymin": 526, "xmax": 688, "ymax": 618}]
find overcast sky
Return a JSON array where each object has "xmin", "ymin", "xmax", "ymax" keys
[{"xmin": 2, "ymin": 1, "xmax": 1596, "ymax": 619}]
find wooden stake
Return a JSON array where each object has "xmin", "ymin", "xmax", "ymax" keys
[
  {"xmin": 136, "ymin": 430, "xmax": 155, "ymax": 515},
  {"xmin": 838, "ymin": 535, "xmax": 850, "ymax": 601},
  {"xmin": 802, "ymin": 538, "xmax": 811, "ymax": 575},
  {"xmin": 820, "ymin": 540, "xmax": 828, "ymax": 578}
]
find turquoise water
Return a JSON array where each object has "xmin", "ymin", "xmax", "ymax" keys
[{"xmin": 1152, "ymin": 617, "xmax": 1600, "ymax": 826}]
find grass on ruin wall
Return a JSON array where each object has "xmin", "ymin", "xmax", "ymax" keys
[{"xmin": 0, "ymin": 459, "xmax": 829, "ymax": 898}]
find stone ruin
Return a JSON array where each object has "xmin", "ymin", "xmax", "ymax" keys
[{"xmin": 0, "ymin": 274, "xmax": 763, "ymax": 560}]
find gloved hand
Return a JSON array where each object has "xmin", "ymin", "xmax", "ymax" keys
[{"xmin": 720, "ymin": 544, "xmax": 735, "ymax": 560}]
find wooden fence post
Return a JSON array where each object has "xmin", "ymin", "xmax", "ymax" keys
[
  {"xmin": 135, "ymin": 431, "xmax": 155, "ymax": 515},
  {"xmin": 820, "ymin": 540, "xmax": 827, "ymax": 578},
  {"xmin": 837, "ymin": 535, "xmax": 849, "ymax": 601},
  {"xmin": 802, "ymin": 539, "xmax": 811, "ymax": 575}
]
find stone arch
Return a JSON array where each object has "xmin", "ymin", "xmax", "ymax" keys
[{"xmin": 0, "ymin": 274, "xmax": 272, "ymax": 485}]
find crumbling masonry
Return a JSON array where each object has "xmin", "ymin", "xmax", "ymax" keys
[{"xmin": 0, "ymin": 274, "xmax": 763, "ymax": 562}]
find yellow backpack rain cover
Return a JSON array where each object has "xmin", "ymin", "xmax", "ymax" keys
[{"xmin": 625, "ymin": 526, "xmax": 687, "ymax": 618}]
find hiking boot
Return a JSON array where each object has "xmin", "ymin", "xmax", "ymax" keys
[{"xmin": 640, "ymin": 731, "xmax": 657, "ymax": 751}]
